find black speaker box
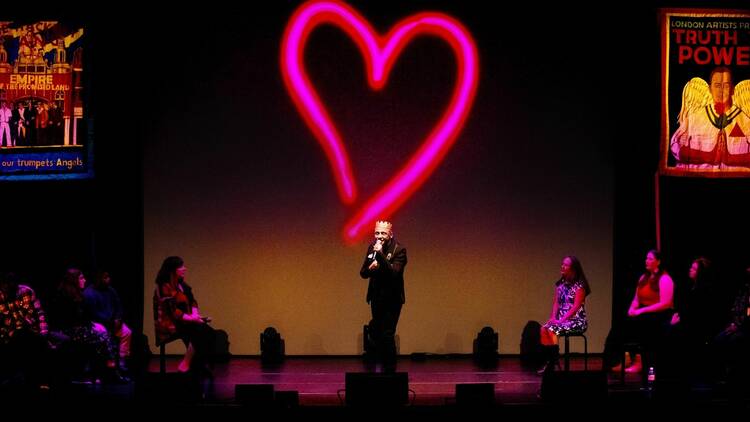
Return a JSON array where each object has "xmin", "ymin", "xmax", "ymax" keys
[
  {"xmin": 541, "ymin": 370, "xmax": 607, "ymax": 402},
  {"xmin": 345, "ymin": 372, "xmax": 408, "ymax": 407},
  {"xmin": 136, "ymin": 372, "xmax": 202, "ymax": 404},
  {"xmin": 260, "ymin": 327, "xmax": 285, "ymax": 364},
  {"xmin": 456, "ymin": 383, "xmax": 495, "ymax": 406},
  {"xmin": 235, "ymin": 383, "xmax": 275, "ymax": 406},
  {"xmin": 275, "ymin": 390, "xmax": 300, "ymax": 408}
]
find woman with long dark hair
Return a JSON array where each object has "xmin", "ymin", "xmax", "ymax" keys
[
  {"xmin": 48, "ymin": 268, "xmax": 120, "ymax": 381},
  {"xmin": 153, "ymin": 256, "xmax": 215, "ymax": 373},
  {"xmin": 537, "ymin": 256, "xmax": 591, "ymax": 373}
]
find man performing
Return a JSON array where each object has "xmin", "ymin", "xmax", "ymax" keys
[{"xmin": 359, "ymin": 220, "xmax": 407, "ymax": 370}]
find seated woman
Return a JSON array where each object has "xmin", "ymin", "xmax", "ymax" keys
[
  {"xmin": 713, "ymin": 265, "xmax": 750, "ymax": 385},
  {"xmin": 153, "ymin": 256, "xmax": 215, "ymax": 374},
  {"xmin": 83, "ymin": 271, "xmax": 132, "ymax": 372},
  {"xmin": 538, "ymin": 255, "xmax": 591, "ymax": 373},
  {"xmin": 47, "ymin": 268, "xmax": 121, "ymax": 382},
  {"xmin": 617, "ymin": 250, "xmax": 675, "ymax": 374},
  {"xmin": 0, "ymin": 271, "xmax": 49, "ymax": 386},
  {"xmin": 670, "ymin": 257, "xmax": 717, "ymax": 339},
  {"xmin": 667, "ymin": 257, "xmax": 724, "ymax": 377}
]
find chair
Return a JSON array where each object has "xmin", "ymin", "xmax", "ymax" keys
[
  {"xmin": 559, "ymin": 332, "xmax": 588, "ymax": 371},
  {"xmin": 158, "ymin": 335, "xmax": 182, "ymax": 374}
]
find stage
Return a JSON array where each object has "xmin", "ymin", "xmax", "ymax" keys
[
  {"xmin": 151, "ymin": 354, "xmax": 555, "ymax": 407},
  {"xmin": 4, "ymin": 354, "xmax": 743, "ymax": 413},
  {"xmin": 136, "ymin": 354, "xmax": 740, "ymax": 410}
]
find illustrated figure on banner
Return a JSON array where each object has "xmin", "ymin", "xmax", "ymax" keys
[
  {"xmin": 17, "ymin": 29, "xmax": 44, "ymax": 63},
  {"xmin": 670, "ymin": 67, "xmax": 750, "ymax": 171}
]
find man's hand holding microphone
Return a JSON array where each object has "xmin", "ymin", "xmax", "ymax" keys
[{"xmin": 368, "ymin": 239, "xmax": 382, "ymax": 270}]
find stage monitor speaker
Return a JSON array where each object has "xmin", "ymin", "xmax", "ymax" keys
[
  {"xmin": 345, "ymin": 372, "xmax": 408, "ymax": 407},
  {"xmin": 260, "ymin": 327, "xmax": 285, "ymax": 364},
  {"xmin": 473, "ymin": 326, "xmax": 499, "ymax": 366},
  {"xmin": 519, "ymin": 320, "xmax": 544, "ymax": 368},
  {"xmin": 136, "ymin": 372, "xmax": 202, "ymax": 404},
  {"xmin": 541, "ymin": 370, "xmax": 607, "ymax": 403},
  {"xmin": 235, "ymin": 384, "xmax": 275, "ymax": 406},
  {"xmin": 275, "ymin": 390, "xmax": 300, "ymax": 408},
  {"xmin": 456, "ymin": 383, "xmax": 495, "ymax": 407}
]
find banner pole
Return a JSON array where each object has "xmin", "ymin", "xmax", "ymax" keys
[{"xmin": 654, "ymin": 171, "xmax": 661, "ymax": 251}]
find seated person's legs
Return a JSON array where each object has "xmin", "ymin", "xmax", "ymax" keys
[{"xmin": 115, "ymin": 322, "xmax": 132, "ymax": 370}]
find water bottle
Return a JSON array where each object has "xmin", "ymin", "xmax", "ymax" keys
[{"xmin": 646, "ymin": 366, "xmax": 655, "ymax": 398}]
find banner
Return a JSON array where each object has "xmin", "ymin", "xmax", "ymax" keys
[
  {"xmin": 660, "ymin": 9, "xmax": 750, "ymax": 177},
  {"xmin": 0, "ymin": 21, "xmax": 89, "ymax": 180}
]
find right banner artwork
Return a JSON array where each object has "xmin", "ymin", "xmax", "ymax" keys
[{"xmin": 660, "ymin": 9, "xmax": 750, "ymax": 177}]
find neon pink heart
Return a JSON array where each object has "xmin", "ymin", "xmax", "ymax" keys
[{"xmin": 281, "ymin": 0, "xmax": 478, "ymax": 242}]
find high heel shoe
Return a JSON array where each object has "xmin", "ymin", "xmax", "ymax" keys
[
  {"xmin": 536, "ymin": 345, "xmax": 560, "ymax": 375},
  {"xmin": 537, "ymin": 361, "xmax": 552, "ymax": 375}
]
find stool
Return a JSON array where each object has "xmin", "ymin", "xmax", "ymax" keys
[
  {"xmin": 560, "ymin": 332, "xmax": 588, "ymax": 371},
  {"xmin": 159, "ymin": 343, "xmax": 167, "ymax": 374}
]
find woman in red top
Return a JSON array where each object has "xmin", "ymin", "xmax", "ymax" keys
[
  {"xmin": 621, "ymin": 250, "xmax": 675, "ymax": 374},
  {"xmin": 153, "ymin": 256, "xmax": 215, "ymax": 373}
]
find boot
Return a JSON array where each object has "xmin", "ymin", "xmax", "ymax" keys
[
  {"xmin": 610, "ymin": 352, "xmax": 632, "ymax": 373},
  {"xmin": 537, "ymin": 345, "xmax": 560, "ymax": 375},
  {"xmin": 625, "ymin": 353, "xmax": 642, "ymax": 373}
]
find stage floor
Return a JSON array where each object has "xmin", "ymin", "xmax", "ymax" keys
[
  {"xmin": 147, "ymin": 354, "xmax": 643, "ymax": 406},
  {"xmin": 4, "ymin": 354, "xmax": 743, "ymax": 413}
]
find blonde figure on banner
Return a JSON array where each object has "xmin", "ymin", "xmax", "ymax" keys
[
  {"xmin": 670, "ymin": 67, "xmax": 750, "ymax": 171},
  {"xmin": 18, "ymin": 29, "xmax": 45, "ymax": 64}
]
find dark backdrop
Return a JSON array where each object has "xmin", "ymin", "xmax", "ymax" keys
[{"xmin": 1, "ymin": 0, "xmax": 748, "ymax": 350}]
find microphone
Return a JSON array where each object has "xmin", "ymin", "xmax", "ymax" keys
[{"xmin": 372, "ymin": 240, "xmax": 382, "ymax": 262}]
